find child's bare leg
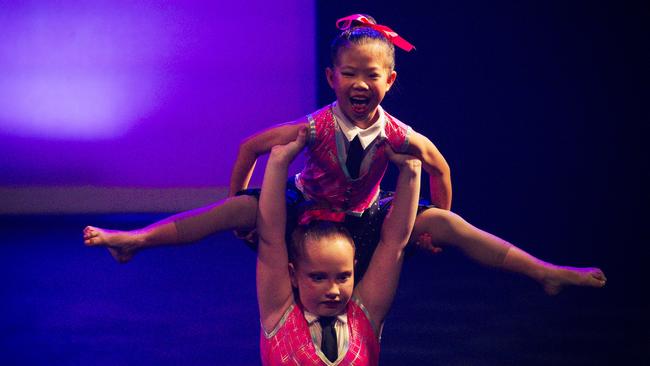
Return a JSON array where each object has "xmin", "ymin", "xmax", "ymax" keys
[
  {"xmin": 411, "ymin": 208, "xmax": 607, "ymax": 295},
  {"xmin": 500, "ymin": 247, "xmax": 606, "ymax": 295},
  {"xmin": 83, "ymin": 195, "xmax": 258, "ymax": 263}
]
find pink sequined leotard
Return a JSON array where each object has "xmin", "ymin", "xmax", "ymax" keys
[
  {"xmin": 260, "ymin": 298, "xmax": 379, "ymax": 366},
  {"xmin": 296, "ymin": 103, "xmax": 411, "ymax": 217}
]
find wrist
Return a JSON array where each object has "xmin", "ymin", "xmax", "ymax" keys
[
  {"xmin": 267, "ymin": 156, "xmax": 292, "ymax": 169},
  {"xmin": 398, "ymin": 158, "xmax": 422, "ymax": 174}
]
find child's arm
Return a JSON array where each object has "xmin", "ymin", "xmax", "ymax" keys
[
  {"xmin": 355, "ymin": 144, "xmax": 421, "ymax": 330},
  {"xmin": 229, "ymin": 120, "xmax": 308, "ymax": 196},
  {"xmin": 406, "ymin": 131, "xmax": 452, "ymax": 210},
  {"xmin": 256, "ymin": 129, "xmax": 307, "ymax": 331}
]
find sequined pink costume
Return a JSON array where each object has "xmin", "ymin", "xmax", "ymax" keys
[
  {"xmin": 296, "ymin": 104, "xmax": 411, "ymax": 216},
  {"xmin": 260, "ymin": 299, "xmax": 379, "ymax": 366}
]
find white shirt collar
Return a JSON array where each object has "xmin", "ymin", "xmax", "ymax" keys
[
  {"xmin": 332, "ymin": 101, "xmax": 385, "ymax": 149},
  {"xmin": 304, "ymin": 309, "xmax": 348, "ymax": 325}
]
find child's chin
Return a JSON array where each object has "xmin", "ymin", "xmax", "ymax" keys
[{"xmin": 318, "ymin": 303, "xmax": 345, "ymax": 316}]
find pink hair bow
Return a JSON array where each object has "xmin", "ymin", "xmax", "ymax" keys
[
  {"xmin": 298, "ymin": 209, "xmax": 346, "ymax": 226},
  {"xmin": 336, "ymin": 14, "xmax": 415, "ymax": 52}
]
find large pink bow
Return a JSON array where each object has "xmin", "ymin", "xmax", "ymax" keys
[
  {"xmin": 336, "ymin": 14, "xmax": 415, "ymax": 52},
  {"xmin": 298, "ymin": 209, "xmax": 346, "ymax": 226}
]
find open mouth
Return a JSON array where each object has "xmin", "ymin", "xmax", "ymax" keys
[
  {"xmin": 350, "ymin": 96, "xmax": 369, "ymax": 106},
  {"xmin": 350, "ymin": 96, "xmax": 370, "ymax": 114}
]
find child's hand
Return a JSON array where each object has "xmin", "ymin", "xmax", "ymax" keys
[
  {"xmin": 269, "ymin": 127, "xmax": 307, "ymax": 164},
  {"xmin": 233, "ymin": 228, "xmax": 258, "ymax": 246},
  {"xmin": 383, "ymin": 140, "xmax": 421, "ymax": 170},
  {"xmin": 414, "ymin": 232, "xmax": 443, "ymax": 255}
]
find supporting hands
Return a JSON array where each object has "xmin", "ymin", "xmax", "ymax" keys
[
  {"xmin": 256, "ymin": 126, "xmax": 308, "ymax": 330},
  {"xmin": 383, "ymin": 140, "xmax": 443, "ymax": 255},
  {"xmin": 233, "ymin": 127, "xmax": 307, "ymax": 245},
  {"xmin": 382, "ymin": 139, "xmax": 421, "ymax": 171},
  {"xmin": 355, "ymin": 139, "xmax": 423, "ymax": 327},
  {"xmin": 257, "ymin": 126, "xmax": 307, "ymax": 247},
  {"xmin": 381, "ymin": 141, "xmax": 422, "ymax": 246},
  {"xmin": 268, "ymin": 126, "xmax": 308, "ymax": 167},
  {"xmin": 229, "ymin": 121, "xmax": 307, "ymax": 196}
]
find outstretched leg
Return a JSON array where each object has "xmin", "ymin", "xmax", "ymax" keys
[
  {"xmin": 411, "ymin": 208, "xmax": 607, "ymax": 295},
  {"xmin": 83, "ymin": 194, "xmax": 258, "ymax": 263}
]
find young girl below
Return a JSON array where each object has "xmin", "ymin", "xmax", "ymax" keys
[{"xmin": 256, "ymin": 128, "xmax": 421, "ymax": 365}]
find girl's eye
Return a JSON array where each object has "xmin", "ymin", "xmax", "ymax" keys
[{"xmin": 310, "ymin": 274, "xmax": 325, "ymax": 281}]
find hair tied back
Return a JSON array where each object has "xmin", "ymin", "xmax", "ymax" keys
[{"xmin": 335, "ymin": 14, "xmax": 415, "ymax": 52}]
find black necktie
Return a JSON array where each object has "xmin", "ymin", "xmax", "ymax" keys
[
  {"xmin": 346, "ymin": 135, "xmax": 364, "ymax": 179},
  {"xmin": 319, "ymin": 316, "xmax": 338, "ymax": 362}
]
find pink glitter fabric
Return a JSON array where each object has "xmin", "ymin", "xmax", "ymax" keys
[
  {"xmin": 260, "ymin": 300, "xmax": 379, "ymax": 366},
  {"xmin": 296, "ymin": 104, "xmax": 410, "ymax": 216}
]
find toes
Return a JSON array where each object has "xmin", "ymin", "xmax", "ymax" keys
[
  {"xmin": 592, "ymin": 269, "xmax": 607, "ymax": 282},
  {"xmin": 83, "ymin": 227, "xmax": 98, "ymax": 238},
  {"xmin": 589, "ymin": 270, "xmax": 607, "ymax": 287},
  {"xmin": 84, "ymin": 235, "xmax": 100, "ymax": 246}
]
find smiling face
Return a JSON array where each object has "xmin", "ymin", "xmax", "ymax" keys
[
  {"xmin": 289, "ymin": 235, "xmax": 355, "ymax": 317},
  {"xmin": 326, "ymin": 41, "xmax": 397, "ymax": 129}
]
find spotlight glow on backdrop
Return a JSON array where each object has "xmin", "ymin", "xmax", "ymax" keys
[
  {"xmin": 0, "ymin": 1, "xmax": 315, "ymax": 191},
  {"xmin": 0, "ymin": 4, "xmax": 173, "ymax": 139}
]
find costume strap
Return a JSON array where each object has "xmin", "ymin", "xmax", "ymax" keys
[{"xmin": 336, "ymin": 14, "xmax": 415, "ymax": 52}]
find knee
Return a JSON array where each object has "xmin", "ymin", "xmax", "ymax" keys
[
  {"xmin": 227, "ymin": 194, "xmax": 259, "ymax": 212},
  {"xmin": 235, "ymin": 194, "xmax": 260, "ymax": 222},
  {"xmin": 416, "ymin": 208, "xmax": 467, "ymax": 240}
]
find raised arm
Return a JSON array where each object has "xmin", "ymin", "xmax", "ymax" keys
[
  {"xmin": 407, "ymin": 131, "xmax": 452, "ymax": 210},
  {"xmin": 229, "ymin": 120, "xmax": 308, "ymax": 196},
  {"xmin": 256, "ymin": 128, "xmax": 307, "ymax": 332},
  {"xmin": 355, "ymin": 143, "xmax": 421, "ymax": 329}
]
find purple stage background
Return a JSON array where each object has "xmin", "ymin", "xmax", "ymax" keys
[{"xmin": 0, "ymin": 1, "xmax": 315, "ymax": 212}]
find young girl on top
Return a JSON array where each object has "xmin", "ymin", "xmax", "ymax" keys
[
  {"xmin": 84, "ymin": 14, "xmax": 606, "ymax": 294},
  {"xmin": 256, "ymin": 127, "xmax": 420, "ymax": 365}
]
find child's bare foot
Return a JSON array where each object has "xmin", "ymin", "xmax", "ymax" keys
[
  {"xmin": 542, "ymin": 266, "xmax": 607, "ymax": 295},
  {"xmin": 83, "ymin": 226, "xmax": 140, "ymax": 263}
]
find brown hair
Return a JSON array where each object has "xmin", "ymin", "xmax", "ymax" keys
[{"xmin": 289, "ymin": 221, "xmax": 355, "ymax": 264}]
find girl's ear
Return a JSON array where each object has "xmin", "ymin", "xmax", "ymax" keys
[
  {"xmin": 326, "ymin": 67, "xmax": 335, "ymax": 89},
  {"xmin": 386, "ymin": 70, "xmax": 397, "ymax": 91},
  {"xmin": 288, "ymin": 263, "xmax": 298, "ymax": 288}
]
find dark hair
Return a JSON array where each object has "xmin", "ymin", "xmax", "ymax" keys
[
  {"xmin": 289, "ymin": 221, "xmax": 355, "ymax": 264},
  {"xmin": 330, "ymin": 15, "xmax": 396, "ymax": 70}
]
